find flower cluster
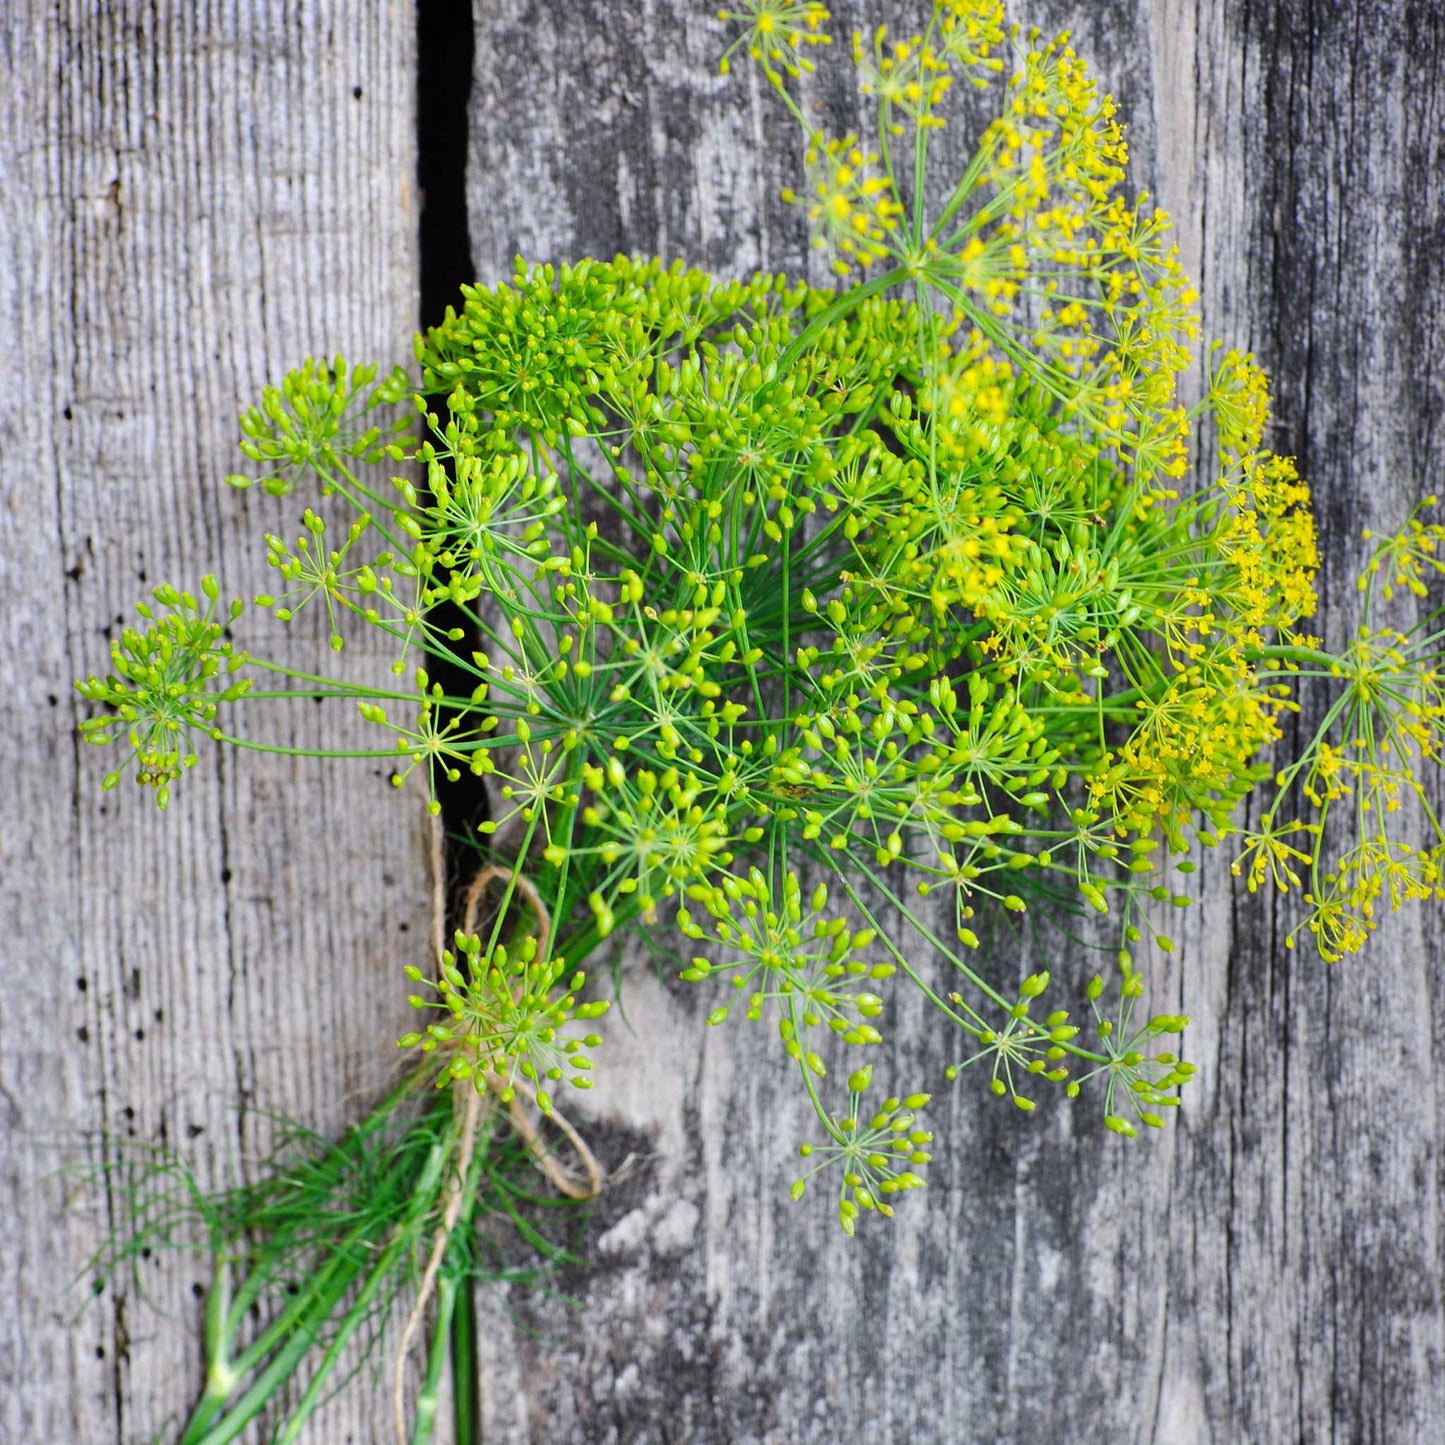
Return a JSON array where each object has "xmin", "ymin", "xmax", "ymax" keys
[
  {"xmin": 229, "ymin": 356, "xmax": 411, "ymax": 498},
  {"xmin": 76, "ymin": 2, "xmax": 1445, "ymax": 1235},
  {"xmin": 717, "ymin": 0, "xmax": 830, "ymax": 78},
  {"xmin": 1258, "ymin": 510, "xmax": 1445, "ymax": 960},
  {"xmin": 398, "ymin": 927, "xmax": 609, "ymax": 1116},
  {"xmin": 783, "ymin": 132, "xmax": 903, "ymax": 275},
  {"xmin": 77, "ymin": 578, "xmax": 249, "ymax": 807},
  {"xmin": 791, "ymin": 1068, "xmax": 931, "ymax": 1236}
]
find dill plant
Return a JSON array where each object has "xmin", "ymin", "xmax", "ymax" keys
[{"xmin": 74, "ymin": 0, "xmax": 1445, "ymax": 1436}]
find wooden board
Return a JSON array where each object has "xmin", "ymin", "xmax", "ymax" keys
[
  {"xmin": 0, "ymin": 4, "xmax": 430, "ymax": 1441},
  {"xmin": 8, "ymin": 2, "xmax": 1442, "ymax": 1441},
  {"xmin": 466, "ymin": 2, "xmax": 1445, "ymax": 1441}
]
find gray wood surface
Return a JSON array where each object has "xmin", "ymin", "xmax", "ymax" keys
[
  {"xmin": 8, "ymin": 2, "xmax": 1444, "ymax": 1442},
  {"xmin": 467, "ymin": 2, "xmax": 1445, "ymax": 1442},
  {"xmin": 1, "ymin": 5, "xmax": 429, "ymax": 1442}
]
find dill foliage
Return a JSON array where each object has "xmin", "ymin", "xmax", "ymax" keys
[
  {"xmin": 84, "ymin": 1082, "xmax": 576, "ymax": 1445},
  {"xmin": 75, "ymin": 0, "xmax": 1445, "ymax": 1431}
]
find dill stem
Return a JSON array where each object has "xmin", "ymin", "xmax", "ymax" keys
[
  {"xmin": 448, "ymin": 1117, "xmax": 489, "ymax": 1445},
  {"xmin": 181, "ymin": 1121, "xmax": 417, "ymax": 1439},
  {"xmin": 1246, "ymin": 643, "xmax": 1341, "ymax": 672},
  {"xmin": 409, "ymin": 1273, "xmax": 459, "ymax": 1445},
  {"xmin": 218, "ymin": 1073, "xmax": 435, "ymax": 1364},
  {"xmin": 224, "ymin": 1207, "xmax": 382, "ymax": 1378},
  {"xmin": 201, "ymin": 1256, "xmax": 231, "ymax": 1389},
  {"xmin": 213, "ymin": 732, "xmax": 402, "ymax": 761},
  {"xmin": 181, "ymin": 1255, "xmax": 364, "ymax": 1445},
  {"xmin": 184, "ymin": 1231, "xmax": 390, "ymax": 1443},
  {"xmin": 184, "ymin": 1120, "xmax": 454, "ymax": 1445},
  {"xmin": 271, "ymin": 1129, "xmax": 456, "ymax": 1445},
  {"xmin": 449, "ymin": 1262, "xmax": 479, "ymax": 1445},
  {"xmin": 414, "ymin": 1122, "xmax": 487, "ymax": 1445}
]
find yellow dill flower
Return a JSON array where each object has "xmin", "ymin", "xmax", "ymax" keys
[
  {"xmin": 852, "ymin": 26, "xmax": 952, "ymax": 133},
  {"xmin": 1231, "ymin": 816, "xmax": 1318, "ymax": 893},
  {"xmin": 1359, "ymin": 495, "xmax": 1445, "ymax": 600},
  {"xmin": 717, "ymin": 0, "xmax": 831, "ymax": 76},
  {"xmin": 934, "ymin": 0, "xmax": 1006, "ymax": 79},
  {"xmin": 1297, "ymin": 884, "xmax": 1371, "ymax": 962},
  {"xmin": 1209, "ymin": 347, "xmax": 1272, "ymax": 459},
  {"xmin": 1097, "ymin": 668, "xmax": 1284, "ymax": 840},
  {"xmin": 785, "ymin": 133, "xmax": 903, "ymax": 275}
]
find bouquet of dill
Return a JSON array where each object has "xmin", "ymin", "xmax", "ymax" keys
[{"xmin": 75, "ymin": 1, "xmax": 1445, "ymax": 1439}]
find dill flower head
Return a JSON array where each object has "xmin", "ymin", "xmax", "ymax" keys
[
  {"xmin": 77, "ymin": 578, "xmax": 250, "ymax": 808},
  {"xmin": 77, "ymin": 3, "xmax": 1445, "ymax": 1235},
  {"xmin": 717, "ymin": 0, "xmax": 830, "ymax": 77},
  {"xmin": 398, "ymin": 928, "xmax": 608, "ymax": 1116}
]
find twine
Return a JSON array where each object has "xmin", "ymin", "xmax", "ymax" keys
[{"xmin": 392, "ymin": 828, "xmax": 603, "ymax": 1443}]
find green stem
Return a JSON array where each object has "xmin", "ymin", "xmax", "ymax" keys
[
  {"xmin": 834, "ymin": 871, "xmax": 997, "ymax": 1022},
  {"xmin": 186, "ymin": 1107, "xmax": 455, "ymax": 1445},
  {"xmin": 269, "ymin": 1130, "xmax": 456, "ymax": 1445},
  {"xmin": 410, "ymin": 1275, "xmax": 459, "ymax": 1445},
  {"xmin": 222, "ymin": 1072, "xmax": 430, "ymax": 1348},
  {"xmin": 445, "ymin": 1117, "xmax": 490, "ymax": 1445},
  {"xmin": 842, "ymin": 865, "xmax": 1111, "ymax": 1068},
  {"xmin": 214, "ymin": 732, "xmax": 401, "ymax": 761},
  {"xmin": 450, "ymin": 1268, "xmax": 479, "ymax": 1445},
  {"xmin": 243, "ymin": 656, "xmax": 419, "ymax": 693},
  {"xmin": 543, "ymin": 746, "xmax": 589, "ymax": 957},
  {"xmin": 224, "ymin": 1209, "xmax": 382, "ymax": 1380},
  {"xmin": 1246, "ymin": 643, "xmax": 1342, "ymax": 673},
  {"xmin": 181, "ymin": 1259, "xmax": 363, "ymax": 1445},
  {"xmin": 186, "ymin": 1201, "xmax": 385, "ymax": 1440}
]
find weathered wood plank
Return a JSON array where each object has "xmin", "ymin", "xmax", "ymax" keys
[
  {"xmin": 0, "ymin": 5, "xmax": 428, "ymax": 1441},
  {"xmin": 467, "ymin": 2, "xmax": 1445, "ymax": 1441}
]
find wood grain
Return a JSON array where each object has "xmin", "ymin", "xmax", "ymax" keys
[
  {"xmin": 7, "ymin": 2, "xmax": 1442, "ymax": 1440},
  {"xmin": 466, "ymin": 2, "xmax": 1445, "ymax": 1441},
  {"xmin": 0, "ymin": 4, "xmax": 428, "ymax": 1441}
]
